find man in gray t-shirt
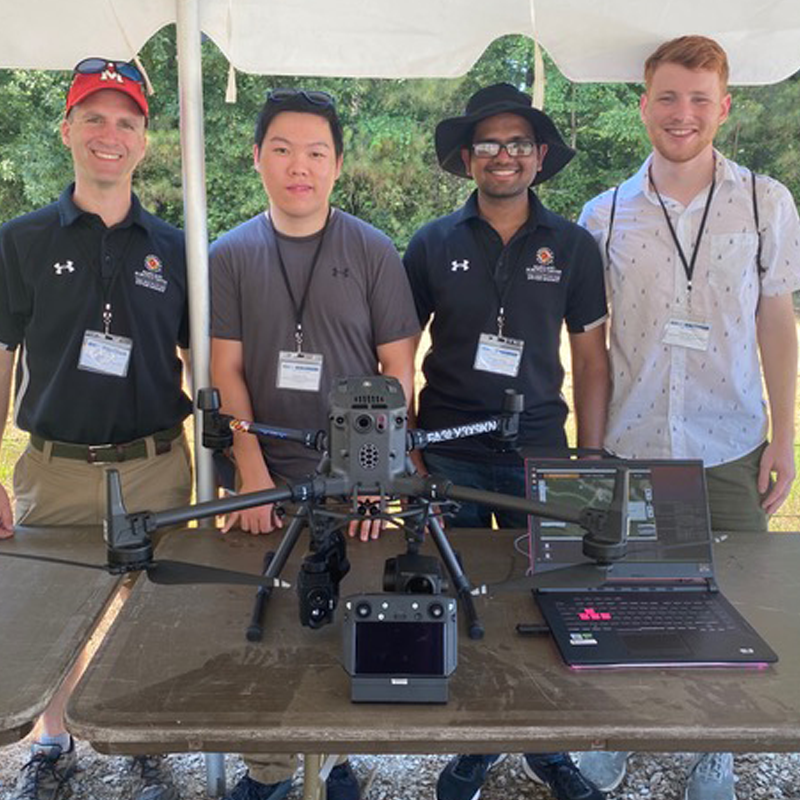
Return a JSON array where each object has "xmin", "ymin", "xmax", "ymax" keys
[
  {"xmin": 210, "ymin": 89, "xmax": 418, "ymax": 800},
  {"xmin": 210, "ymin": 90, "xmax": 418, "ymax": 535},
  {"xmin": 211, "ymin": 207, "xmax": 419, "ymax": 481}
]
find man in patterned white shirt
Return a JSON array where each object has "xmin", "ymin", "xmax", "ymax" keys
[
  {"xmin": 580, "ymin": 34, "xmax": 799, "ymax": 534},
  {"xmin": 578, "ymin": 34, "xmax": 800, "ymax": 800}
]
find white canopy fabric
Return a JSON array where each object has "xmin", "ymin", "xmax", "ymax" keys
[{"xmin": 3, "ymin": 0, "xmax": 800, "ymax": 84}]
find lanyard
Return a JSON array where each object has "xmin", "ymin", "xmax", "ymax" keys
[
  {"xmin": 472, "ymin": 223, "xmax": 528, "ymax": 337},
  {"xmin": 273, "ymin": 208, "xmax": 331, "ymax": 352},
  {"xmin": 74, "ymin": 219, "xmax": 136, "ymax": 335},
  {"xmin": 649, "ymin": 162, "xmax": 716, "ymax": 295}
]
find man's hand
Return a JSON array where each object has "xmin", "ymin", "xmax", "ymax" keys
[
  {"xmin": 0, "ymin": 484, "xmax": 13, "ymax": 538},
  {"xmin": 759, "ymin": 439, "xmax": 796, "ymax": 516},
  {"xmin": 347, "ymin": 495, "xmax": 386, "ymax": 542},
  {"xmin": 221, "ymin": 479, "xmax": 285, "ymax": 535}
]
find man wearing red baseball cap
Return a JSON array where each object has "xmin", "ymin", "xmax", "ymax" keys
[{"xmin": 0, "ymin": 58, "xmax": 190, "ymax": 800}]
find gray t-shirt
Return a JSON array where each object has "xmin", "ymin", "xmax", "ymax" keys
[{"xmin": 210, "ymin": 209, "xmax": 420, "ymax": 480}]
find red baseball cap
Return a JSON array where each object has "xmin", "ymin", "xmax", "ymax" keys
[{"xmin": 66, "ymin": 61, "xmax": 148, "ymax": 119}]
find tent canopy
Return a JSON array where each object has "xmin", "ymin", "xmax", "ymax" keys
[{"xmin": 3, "ymin": 0, "xmax": 800, "ymax": 84}]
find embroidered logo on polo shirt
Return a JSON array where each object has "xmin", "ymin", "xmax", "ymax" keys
[
  {"xmin": 526, "ymin": 247, "xmax": 562, "ymax": 283},
  {"xmin": 332, "ymin": 266, "xmax": 350, "ymax": 278},
  {"xmin": 53, "ymin": 260, "xmax": 75, "ymax": 276},
  {"xmin": 134, "ymin": 254, "xmax": 168, "ymax": 293},
  {"xmin": 451, "ymin": 259, "xmax": 470, "ymax": 272}
]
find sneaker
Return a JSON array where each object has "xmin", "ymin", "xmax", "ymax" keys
[
  {"xmin": 684, "ymin": 752, "xmax": 735, "ymax": 800},
  {"xmin": 12, "ymin": 741, "xmax": 78, "ymax": 800},
  {"xmin": 573, "ymin": 751, "xmax": 631, "ymax": 792},
  {"xmin": 131, "ymin": 755, "xmax": 178, "ymax": 800},
  {"xmin": 222, "ymin": 774, "xmax": 293, "ymax": 800},
  {"xmin": 522, "ymin": 753, "xmax": 605, "ymax": 800},
  {"xmin": 326, "ymin": 761, "xmax": 361, "ymax": 800},
  {"xmin": 436, "ymin": 754, "xmax": 507, "ymax": 800}
]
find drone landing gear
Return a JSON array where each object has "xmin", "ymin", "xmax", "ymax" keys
[
  {"xmin": 245, "ymin": 502, "xmax": 312, "ymax": 641},
  {"xmin": 244, "ymin": 499, "xmax": 485, "ymax": 642},
  {"xmin": 426, "ymin": 514, "xmax": 484, "ymax": 640}
]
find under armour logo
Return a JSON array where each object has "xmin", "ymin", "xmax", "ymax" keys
[
  {"xmin": 451, "ymin": 259, "xmax": 470, "ymax": 272},
  {"xmin": 332, "ymin": 267, "xmax": 350, "ymax": 278},
  {"xmin": 100, "ymin": 69, "xmax": 124, "ymax": 84},
  {"xmin": 53, "ymin": 260, "xmax": 75, "ymax": 275}
]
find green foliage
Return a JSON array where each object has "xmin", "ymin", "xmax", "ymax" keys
[{"xmin": 0, "ymin": 29, "xmax": 799, "ymax": 241}]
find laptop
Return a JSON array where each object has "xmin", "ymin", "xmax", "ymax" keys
[{"xmin": 525, "ymin": 458, "xmax": 777, "ymax": 669}]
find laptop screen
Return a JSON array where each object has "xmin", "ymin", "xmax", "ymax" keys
[{"xmin": 525, "ymin": 459, "xmax": 714, "ymax": 580}]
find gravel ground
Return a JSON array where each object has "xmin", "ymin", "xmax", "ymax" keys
[{"xmin": 1, "ymin": 740, "xmax": 799, "ymax": 799}]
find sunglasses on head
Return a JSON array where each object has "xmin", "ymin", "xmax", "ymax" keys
[
  {"xmin": 266, "ymin": 88, "xmax": 335, "ymax": 107},
  {"xmin": 73, "ymin": 58, "xmax": 144, "ymax": 84}
]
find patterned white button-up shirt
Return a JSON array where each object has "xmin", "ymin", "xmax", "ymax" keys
[{"xmin": 579, "ymin": 152, "xmax": 800, "ymax": 467}]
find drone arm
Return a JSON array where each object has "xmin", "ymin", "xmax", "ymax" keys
[
  {"xmin": 408, "ymin": 420, "xmax": 503, "ymax": 450},
  {"xmin": 240, "ymin": 421, "xmax": 325, "ymax": 451},
  {"xmin": 150, "ymin": 477, "xmax": 346, "ymax": 530},
  {"xmin": 392, "ymin": 475, "xmax": 584, "ymax": 527},
  {"xmin": 407, "ymin": 390, "xmax": 523, "ymax": 452}
]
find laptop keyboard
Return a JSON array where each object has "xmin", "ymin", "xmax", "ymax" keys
[{"xmin": 554, "ymin": 593, "xmax": 739, "ymax": 634}]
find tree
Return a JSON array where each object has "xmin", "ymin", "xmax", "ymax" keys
[{"xmin": 0, "ymin": 30, "xmax": 797, "ymax": 243}]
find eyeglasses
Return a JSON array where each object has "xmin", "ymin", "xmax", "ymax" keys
[
  {"xmin": 73, "ymin": 57, "xmax": 144, "ymax": 84},
  {"xmin": 267, "ymin": 88, "xmax": 335, "ymax": 107},
  {"xmin": 471, "ymin": 140, "xmax": 537, "ymax": 158}
]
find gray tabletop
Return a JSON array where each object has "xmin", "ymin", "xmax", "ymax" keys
[
  {"xmin": 66, "ymin": 528, "xmax": 800, "ymax": 755},
  {"xmin": 0, "ymin": 526, "xmax": 121, "ymax": 746}
]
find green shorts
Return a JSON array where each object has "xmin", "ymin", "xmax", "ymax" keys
[{"xmin": 705, "ymin": 442, "xmax": 770, "ymax": 533}]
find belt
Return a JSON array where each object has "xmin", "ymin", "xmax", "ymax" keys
[{"xmin": 30, "ymin": 424, "xmax": 184, "ymax": 464}]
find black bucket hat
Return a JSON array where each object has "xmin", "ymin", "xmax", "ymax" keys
[{"xmin": 435, "ymin": 82, "xmax": 575, "ymax": 185}]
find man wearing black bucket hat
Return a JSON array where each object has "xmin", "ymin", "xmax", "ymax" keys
[{"xmin": 403, "ymin": 84, "xmax": 609, "ymax": 800}]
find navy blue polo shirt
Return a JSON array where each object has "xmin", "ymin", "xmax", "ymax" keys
[
  {"xmin": 0, "ymin": 185, "xmax": 191, "ymax": 444},
  {"xmin": 404, "ymin": 190, "xmax": 606, "ymax": 460}
]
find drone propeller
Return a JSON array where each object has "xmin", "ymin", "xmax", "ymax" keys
[
  {"xmin": 145, "ymin": 559, "xmax": 289, "ymax": 588},
  {"xmin": 0, "ymin": 550, "xmax": 289, "ymax": 588},
  {"xmin": 0, "ymin": 551, "xmax": 109, "ymax": 572}
]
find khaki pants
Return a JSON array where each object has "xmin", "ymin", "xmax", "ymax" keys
[
  {"xmin": 13, "ymin": 433, "xmax": 192, "ymax": 525},
  {"xmin": 243, "ymin": 752, "xmax": 347, "ymax": 785},
  {"xmin": 705, "ymin": 442, "xmax": 770, "ymax": 533}
]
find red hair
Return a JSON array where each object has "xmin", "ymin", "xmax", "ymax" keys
[{"xmin": 644, "ymin": 35, "xmax": 729, "ymax": 92}]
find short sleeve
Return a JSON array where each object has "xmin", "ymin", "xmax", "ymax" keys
[
  {"xmin": 209, "ymin": 237, "xmax": 243, "ymax": 341},
  {"xmin": 0, "ymin": 224, "xmax": 29, "ymax": 351},
  {"xmin": 402, "ymin": 231, "xmax": 435, "ymax": 328},
  {"xmin": 758, "ymin": 177, "xmax": 800, "ymax": 297},
  {"xmin": 564, "ymin": 224, "xmax": 608, "ymax": 334},
  {"xmin": 366, "ymin": 236, "xmax": 421, "ymax": 346}
]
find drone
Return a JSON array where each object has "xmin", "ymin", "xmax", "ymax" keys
[{"xmin": 0, "ymin": 376, "xmax": 631, "ymax": 642}]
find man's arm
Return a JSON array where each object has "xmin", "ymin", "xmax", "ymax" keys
[
  {"xmin": 0, "ymin": 348, "xmax": 16, "ymax": 536},
  {"xmin": 210, "ymin": 337, "xmax": 283, "ymax": 534},
  {"xmin": 378, "ymin": 335, "xmax": 417, "ymax": 411},
  {"xmin": 568, "ymin": 324, "xmax": 610, "ymax": 449},
  {"xmin": 178, "ymin": 347, "xmax": 192, "ymax": 393},
  {"xmin": 756, "ymin": 293, "xmax": 798, "ymax": 515}
]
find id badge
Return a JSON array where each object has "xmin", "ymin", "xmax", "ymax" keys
[
  {"xmin": 662, "ymin": 318, "xmax": 711, "ymax": 352},
  {"xmin": 78, "ymin": 330, "xmax": 133, "ymax": 377},
  {"xmin": 474, "ymin": 333, "xmax": 524, "ymax": 377},
  {"xmin": 277, "ymin": 351, "xmax": 324, "ymax": 392}
]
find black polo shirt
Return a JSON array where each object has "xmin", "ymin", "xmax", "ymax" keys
[
  {"xmin": 0, "ymin": 185, "xmax": 191, "ymax": 444},
  {"xmin": 404, "ymin": 190, "xmax": 606, "ymax": 460}
]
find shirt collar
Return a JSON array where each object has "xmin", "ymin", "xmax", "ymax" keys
[
  {"xmin": 456, "ymin": 189, "xmax": 557, "ymax": 233},
  {"xmin": 627, "ymin": 148, "xmax": 735, "ymax": 205},
  {"xmin": 57, "ymin": 184, "xmax": 150, "ymax": 232}
]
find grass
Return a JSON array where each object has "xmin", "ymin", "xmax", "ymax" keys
[{"xmin": 2, "ymin": 322, "xmax": 799, "ymax": 531}]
